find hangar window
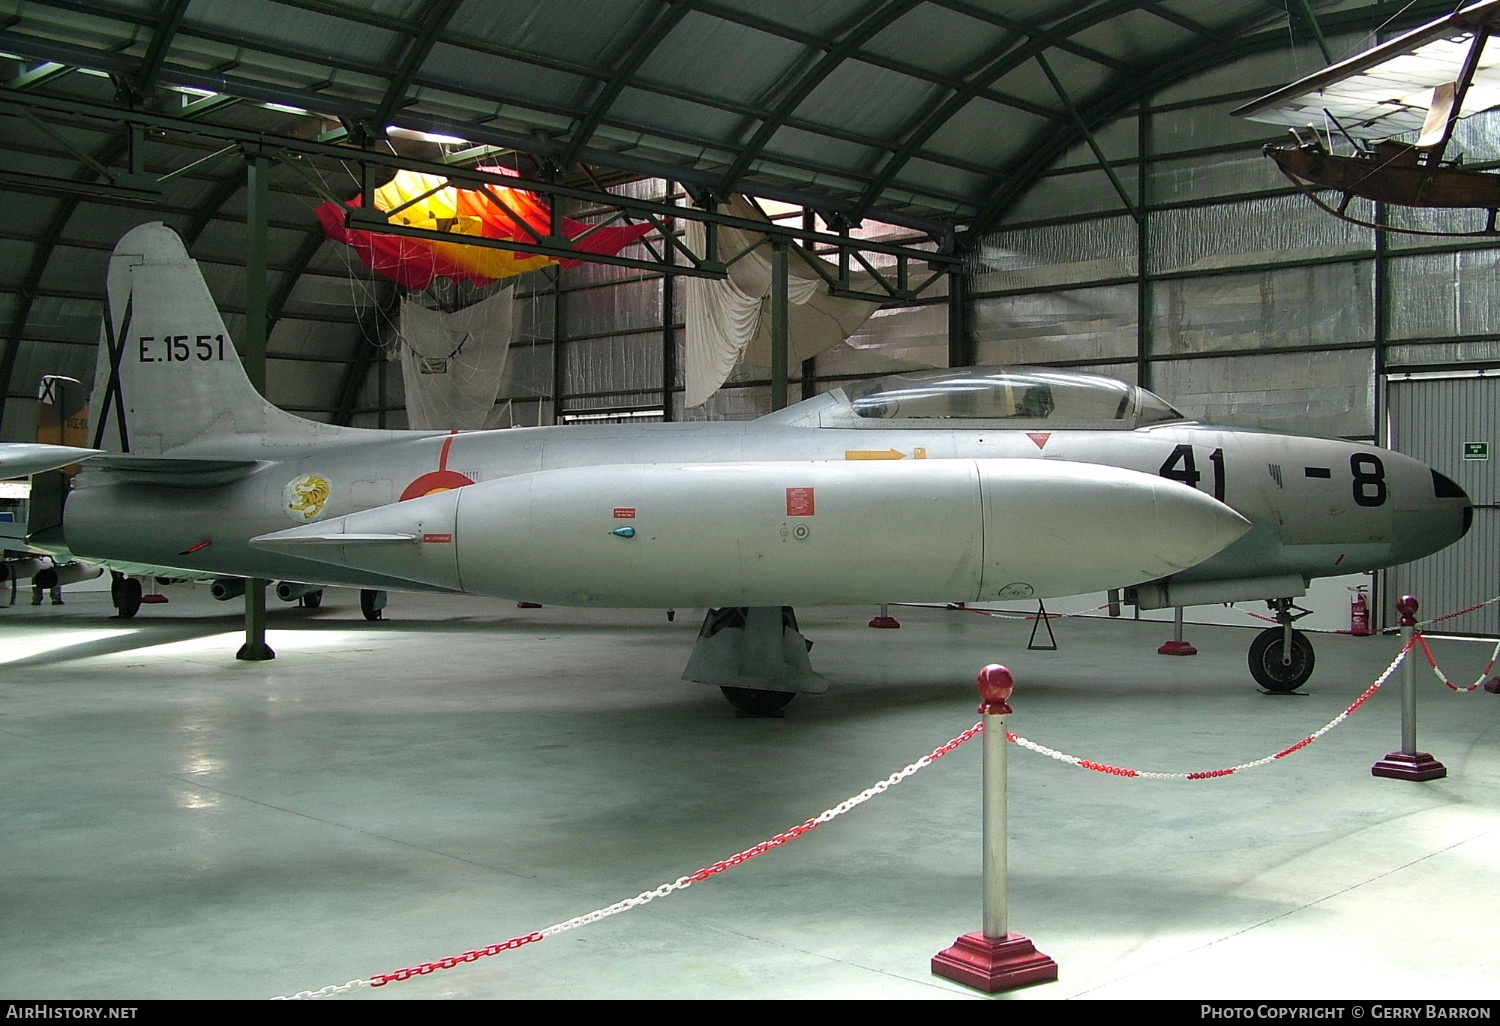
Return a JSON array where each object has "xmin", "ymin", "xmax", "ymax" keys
[{"xmin": 844, "ymin": 367, "xmax": 1183, "ymax": 426}]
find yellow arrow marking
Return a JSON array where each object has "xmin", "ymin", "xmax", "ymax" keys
[{"xmin": 845, "ymin": 449, "xmax": 906, "ymax": 460}]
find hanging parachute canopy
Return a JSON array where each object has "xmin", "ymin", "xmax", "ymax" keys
[{"xmin": 316, "ymin": 166, "xmax": 655, "ymax": 290}]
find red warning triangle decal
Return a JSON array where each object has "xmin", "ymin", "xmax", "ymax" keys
[{"xmin": 1027, "ymin": 432, "xmax": 1051, "ymax": 450}]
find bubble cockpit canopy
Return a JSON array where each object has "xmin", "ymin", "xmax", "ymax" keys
[{"xmin": 833, "ymin": 367, "xmax": 1184, "ymax": 429}]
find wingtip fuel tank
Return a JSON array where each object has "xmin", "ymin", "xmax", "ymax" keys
[{"xmin": 252, "ymin": 458, "xmax": 1250, "ymax": 608}]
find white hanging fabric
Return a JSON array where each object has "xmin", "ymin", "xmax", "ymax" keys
[
  {"xmin": 683, "ymin": 196, "xmax": 883, "ymax": 408},
  {"xmin": 398, "ymin": 286, "xmax": 514, "ymax": 430}
]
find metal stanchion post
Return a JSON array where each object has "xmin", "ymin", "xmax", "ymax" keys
[
  {"xmin": 1372, "ymin": 595, "xmax": 1445, "ymax": 781},
  {"xmin": 869, "ymin": 603, "xmax": 900, "ymax": 629},
  {"xmin": 1158, "ymin": 605, "xmax": 1196, "ymax": 655},
  {"xmin": 932, "ymin": 664, "xmax": 1058, "ymax": 993}
]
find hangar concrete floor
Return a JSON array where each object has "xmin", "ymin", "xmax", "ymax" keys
[{"xmin": 2, "ymin": 586, "xmax": 1498, "ymax": 1002}]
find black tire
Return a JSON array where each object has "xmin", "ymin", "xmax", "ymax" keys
[
  {"xmin": 300, "ymin": 589, "xmax": 323, "ymax": 609},
  {"xmin": 720, "ymin": 686, "xmax": 796, "ymax": 716},
  {"xmin": 115, "ymin": 576, "xmax": 142, "ymax": 619},
  {"xmin": 359, "ymin": 589, "xmax": 384, "ymax": 621},
  {"xmin": 1248, "ymin": 627, "xmax": 1315, "ymax": 693}
]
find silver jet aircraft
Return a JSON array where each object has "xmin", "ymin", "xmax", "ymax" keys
[{"xmin": 12, "ymin": 224, "xmax": 1472, "ymax": 712}]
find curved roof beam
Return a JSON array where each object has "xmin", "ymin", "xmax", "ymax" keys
[
  {"xmin": 850, "ymin": 0, "xmax": 1182, "ymax": 224},
  {"xmin": 559, "ymin": 0, "xmax": 700, "ymax": 170},
  {"xmin": 129, "ymin": 0, "xmax": 190, "ymax": 98},
  {"xmin": 712, "ymin": 0, "xmax": 925, "ymax": 202},
  {"xmin": 372, "ymin": 0, "xmax": 464, "ymax": 129},
  {"xmin": 967, "ymin": 0, "xmax": 1457, "ymax": 236},
  {"xmin": 0, "ymin": 135, "xmax": 126, "ymax": 434}
]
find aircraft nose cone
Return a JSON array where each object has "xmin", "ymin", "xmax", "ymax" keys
[
  {"xmin": 1432, "ymin": 470, "xmax": 1475, "ymax": 539},
  {"xmin": 1394, "ymin": 468, "xmax": 1473, "ymax": 563},
  {"xmin": 1150, "ymin": 481, "xmax": 1253, "ymax": 575}
]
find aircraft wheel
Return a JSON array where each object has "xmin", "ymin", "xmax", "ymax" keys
[
  {"xmin": 720, "ymin": 686, "xmax": 796, "ymax": 716},
  {"xmin": 115, "ymin": 576, "xmax": 143, "ymax": 619},
  {"xmin": 300, "ymin": 589, "xmax": 323, "ymax": 609},
  {"xmin": 359, "ymin": 589, "xmax": 385, "ymax": 621},
  {"xmin": 1248, "ymin": 627, "xmax": 1315, "ymax": 693}
]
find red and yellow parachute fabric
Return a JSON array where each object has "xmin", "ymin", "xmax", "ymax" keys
[{"xmin": 316, "ymin": 166, "xmax": 654, "ymax": 290}]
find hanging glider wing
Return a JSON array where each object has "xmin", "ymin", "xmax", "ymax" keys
[
  {"xmin": 317, "ymin": 166, "xmax": 654, "ymax": 289},
  {"xmin": 1234, "ymin": 0, "xmax": 1500, "ymax": 140},
  {"xmin": 1233, "ymin": 0, "xmax": 1500, "ymax": 231}
]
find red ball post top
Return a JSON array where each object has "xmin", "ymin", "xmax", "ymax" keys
[
  {"xmin": 1397, "ymin": 594, "xmax": 1419, "ymax": 628},
  {"xmin": 976, "ymin": 663, "xmax": 1014, "ymax": 715}
]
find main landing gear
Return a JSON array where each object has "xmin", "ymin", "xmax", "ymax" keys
[
  {"xmin": 359, "ymin": 588, "xmax": 387, "ymax": 621},
  {"xmin": 683, "ymin": 606, "xmax": 825, "ymax": 716},
  {"xmin": 1248, "ymin": 597, "xmax": 1316, "ymax": 693},
  {"xmin": 110, "ymin": 572, "xmax": 142, "ymax": 619}
]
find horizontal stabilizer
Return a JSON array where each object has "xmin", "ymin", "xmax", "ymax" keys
[{"xmin": 0, "ymin": 443, "xmax": 102, "ymax": 479}]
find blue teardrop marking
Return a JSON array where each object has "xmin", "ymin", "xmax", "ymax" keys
[{"xmin": 612, "ymin": 526, "xmax": 636, "ymax": 538}]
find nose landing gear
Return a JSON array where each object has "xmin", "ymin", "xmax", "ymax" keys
[{"xmin": 1248, "ymin": 597, "xmax": 1315, "ymax": 693}]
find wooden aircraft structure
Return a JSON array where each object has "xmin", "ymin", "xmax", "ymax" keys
[{"xmin": 1234, "ymin": 0, "xmax": 1500, "ymax": 236}]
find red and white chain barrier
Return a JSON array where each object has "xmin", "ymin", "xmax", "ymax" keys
[
  {"xmin": 279, "ymin": 625, "xmax": 1484, "ymax": 1000},
  {"xmin": 1418, "ymin": 594, "xmax": 1500, "ymax": 629},
  {"xmin": 1414, "ymin": 633, "xmax": 1500, "ymax": 693},
  {"xmin": 275, "ymin": 723, "xmax": 983, "ymax": 999},
  {"xmin": 1006, "ymin": 636, "xmax": 1415, "ymax": 780}
]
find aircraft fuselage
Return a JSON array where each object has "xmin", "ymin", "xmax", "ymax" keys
[{"xmin": 63, "ymin": 411, "xmax": 1468, "ymax": 604}]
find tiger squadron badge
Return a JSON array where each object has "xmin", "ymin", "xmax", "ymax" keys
[{"xmin": 284, "ymin": 474, "xmax": 331, "ymax": 521}]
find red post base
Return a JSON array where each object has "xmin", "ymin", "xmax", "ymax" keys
[
  {"xmin": 140, "ymin": 594, "xmax": 169, "ymax": 604},
  {"xmin": 516, "ymin": 601, "xmax": 543, "ymax": 608},
  {"xmin": 869, "ymin": 615, "xmax": 901, "ymax": 629},
  {"xmin": 1371, "ymin": 751, "xmax": 1447, "ymax": 781},
  {"xmin": 1484, "ymin": 676, "xmax": 1500, "ymax": 695},
  {"xmin": 1157, "ymin": 640, "xmax": 1197, "ymax": 656},
  {"xmin": 932, "ymin": 932, "xmax": 1058, "ymax": 993}
]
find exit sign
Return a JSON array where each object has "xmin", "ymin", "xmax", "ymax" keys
[{"xmin": 1463, "ymin": 442, "xmax": 1490, "ymax": 461}]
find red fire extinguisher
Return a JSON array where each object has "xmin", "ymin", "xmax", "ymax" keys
[{"xmin": 1349, "ymin": 585, "xmax": 1371, "ymax": 636}]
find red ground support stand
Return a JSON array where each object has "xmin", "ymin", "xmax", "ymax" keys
[
  {"xmin": 933, "ymin": 933, "xmax": 1059, "ymax": 993},
  {"xmin": 932, "ymin": 665, "xmax": 1058, "ymax": 994},
  {"xmin": 1371, "ymin": 751, "xmax": 1447, "ymax": 780},
  {"xmin": 1158, "ymin": 606, "xmax": 1196, "ymax": 655},
  {"xmin": 869, "ymin": 603, "xmax": 900, "ymax": 628}
]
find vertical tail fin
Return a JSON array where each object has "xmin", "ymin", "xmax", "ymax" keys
[{"xmin": 89, "ymin": 222, "xmax": 348, "ymax": 455}]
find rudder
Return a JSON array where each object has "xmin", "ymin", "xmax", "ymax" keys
[{"xmin": 89, "ymin": 222, "xmax": 329, "ymax": 455}]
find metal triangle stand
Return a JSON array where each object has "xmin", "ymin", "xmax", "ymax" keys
[{"xmin": 1026, "ymin": 601, "xmax": 1057, "ymax": 651}]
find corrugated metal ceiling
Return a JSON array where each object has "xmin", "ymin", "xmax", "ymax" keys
[{"xmin": 0, "ymin": 0, "xmax": 1465, "ymax": 427}]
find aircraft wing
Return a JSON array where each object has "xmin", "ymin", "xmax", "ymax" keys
[
  {"xmin": 0, "ymin": 443, "xmax": 103, "ymax": 479},
  {"xmin": 1233, "ymin": 0, "xmax": 1500, "ymax": 139}
]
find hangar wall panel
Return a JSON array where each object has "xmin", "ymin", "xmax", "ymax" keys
[
  {"xmin": 1154, "ymin": 349, "xmax": 1375, "ymax": 438},
  {"xmin": 1388, "ymin": 376, "xmax": 1500, "ymax": 636},
  {"xmin": 972, "ymin": 285, "xmax": 1137, "ymax": 366},
  {"xmin": 1387, "ymin": 251, "xmax": 1500, "ymax": 340},
  {"xmin": 972, "ymin": 217, "xmax": 1136, "ymax": 292},
  {"xmin": 1153, "ymin": 263, "xmax": 1374, "ymax": 354},
  {"xmin": 1148, "ymin": 195, "xmax": 1371, "ymax": 273},
  {"xmin": 1007, "ymin": 166, "xmax": 1142, "ymax": 222},
  {"xmin": 814, "ymin": 303, "xmax": 949, "ymax": 377}
]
